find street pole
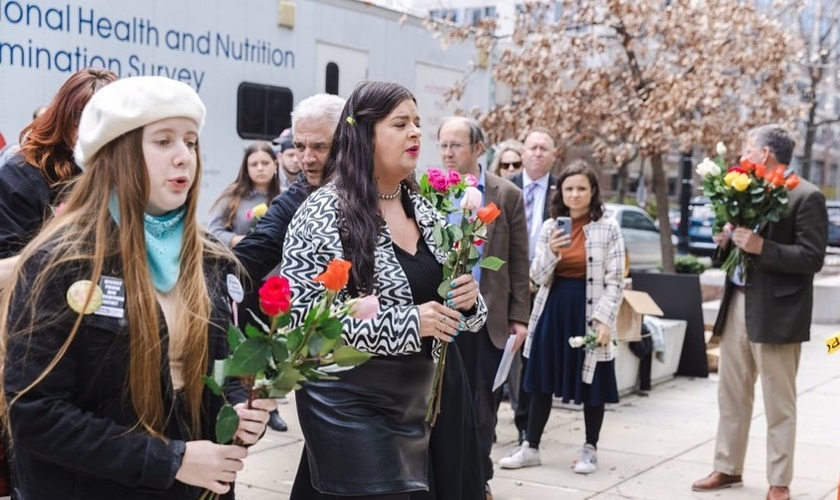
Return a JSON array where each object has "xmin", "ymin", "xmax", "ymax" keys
[{"xmin": 678, "ymin": 150, "xmax": 692, "ymax": 255}]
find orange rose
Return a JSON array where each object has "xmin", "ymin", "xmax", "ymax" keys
[
  {"xmin": 754, "ymin": 163, "xmax": 766, "ymax": 178},
  {"xmin": 784, "ymin": 174, "xmax": 800, "ymax": 190},
  {"xmin": 740, "ymin": 159, "xmax": 755, "ymax": 173},
  {"xmin": 314, "ymin": 258, "xmax": 352, "ymax": 291},
  {"xmin": 476, "ymin": 203, "xmax": 501, "ymax": 224}
]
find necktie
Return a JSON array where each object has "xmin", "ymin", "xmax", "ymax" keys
[{"xmin": 525, "ymin": 182, "xmax": 538, "ymax": 228}]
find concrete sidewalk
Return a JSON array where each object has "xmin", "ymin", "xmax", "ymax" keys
[{"xmin": 235, "ymin": 323, "xmax": 840, "ymax": 500}]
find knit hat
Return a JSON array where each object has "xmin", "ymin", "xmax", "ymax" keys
[{"xmin": 74, "ymin": 76, "xmax": 206, "ymax": 169}]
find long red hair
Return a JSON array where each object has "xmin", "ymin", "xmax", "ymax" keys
[{"xmin": 18, "ymin": 68, "xmax": 117, "ymax": 185}]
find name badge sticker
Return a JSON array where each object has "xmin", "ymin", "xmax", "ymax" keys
[{"xmin": 94, "ymin": 276, "xmax": 126, "ymax": 319}]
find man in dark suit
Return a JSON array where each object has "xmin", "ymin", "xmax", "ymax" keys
[
  {"xmin": 691, "ymin": 125, "xmax": 827, "ymax": 500},
  {"xmin": 437, "ymin": 117, "xmax": 530, "ymax": 500},
  {"xmin": 506, "ymin": 129, "xmax": 558, "ymax": 444}
]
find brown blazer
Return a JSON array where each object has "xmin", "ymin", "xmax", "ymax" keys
[
  {"xmin": 480, "ymin": 172, "xmax": 531, "ymax": 349},
  {"xmin": 713, "ymin": 178, "xmax": 827, "ymax": 344}
]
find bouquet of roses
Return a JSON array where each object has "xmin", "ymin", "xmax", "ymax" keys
[
  {"xmin": 245, "ymin": 202, "xmax": 268, "ymax": 231},
  {"xmin": 696, "ymin": 142, "xmax": 800, "ymax": 280},
  {"xmin": 419, "ymin": 168, "xmax": 504, "ymax": 425},
  {"xmin": 199, "ymin": 259, "xmax": 375, "ymax": 499}
]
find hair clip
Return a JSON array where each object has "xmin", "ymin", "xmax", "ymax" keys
[{"xmin": 346, "ymin": 116, "xmax": 356, "ymax": 126}]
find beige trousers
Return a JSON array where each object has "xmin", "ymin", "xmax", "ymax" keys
[{"xmin": 713, "ymin": 288, "xmax": 801, "ymax": 487}]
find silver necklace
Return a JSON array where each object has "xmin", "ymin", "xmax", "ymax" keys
[{"xmin": 377, "ymin": 185, "xmax": 401, "ymax": 200}]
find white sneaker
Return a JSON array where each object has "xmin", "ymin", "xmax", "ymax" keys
[
  {"xmin": 572, "ymin": 443, "xmax": 597, "ymax": 474},
  {"xmin": 499, "ymin": 441, "xmax": 541, "ymax": 469}
]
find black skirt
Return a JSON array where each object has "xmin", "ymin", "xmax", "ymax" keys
[
  {"xmin": 295, "ymin": 347, "xmax": 435, "ymax": 495},
  {"xmin": 524, "ymin": 277, "xmax": 619, "ymax": 405}
]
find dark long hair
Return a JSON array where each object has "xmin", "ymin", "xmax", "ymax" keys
[
  {"xmin": 549, "ymin": 159, "xmax": 605, "ymax": 221},
  {"xmin": 330, "ymin": 81, "xmax": 416, "ymax": 295},
  {"xmin": 19, "ymin": 68, "xmax": 117, "ymax": 185},
  {"xmin": 211, "ymin": 141, "xmax": 279, "ymax": 228}
]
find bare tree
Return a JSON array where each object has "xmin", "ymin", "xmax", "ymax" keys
[
  {"xmin": 777, "ymin": 0, "xmax": 840, "ymax": 181},
  {"xmin": 427, "ymin": 0, "xmax": 802, "ymax": 272}
]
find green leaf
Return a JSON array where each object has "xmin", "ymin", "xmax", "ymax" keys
[
  {"xmin": 319, "ymin": 317, "xmax": 343, "ymax": 339},
  {"xmin": 202, "ymin": 375, "xmax": 223, "ymax": 396},
  {"xmin": 308, "ymin": 334, "xmax": 324, "ymax": 357},
  {"xmin": 332, "ymin": 345, "xmax": 373, "ymax": 367},
  {"xmin": 480, "ymin": 256, "xmax": 506, "ymax": 271},
  {"xmin": 451, "ymin": 225, "xmax": 464, "ymax": 242},
  {"xmin": 270, "ymin": 338, "xmax": 289, "ymax": 363},
  {"xmin": 432, "ymin": 224, "xmax": 444, "ymax": 246},
  {"xmin": 277, "ymin": 313, "xmax": 291, "ymax": 329},
  {"xmin": 270, "ymin": 366, "xmax": 303, "ymax": 395},
  {"xmin": 244, "ymin": 323, "xmax": 264, "ymax": 339},
  {"xmin": 215, "ymin": 403, "xmax": 239, "ymax": 444},
  {"xmin": 286, "ymin": 328, "xmax": 304, "ymax": 352},
  {"xmin": 227, "ymin": 338, "xmax": 272, "ymax": 376},
  {"xmin": 227, "ymin": 324, "xmax": 245, "ymax": 351},
  {"xmin": 318, "ymin": 335, "xmax": 340, "ymax": 357},
  {"xmin": 437, "ymin": 280, "xmax": 452, "ymax": 299}
]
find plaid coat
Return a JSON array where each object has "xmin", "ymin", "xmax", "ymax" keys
[{"xmin": 524, "ymin": 215, "xmax": 625, "ymax": 384}]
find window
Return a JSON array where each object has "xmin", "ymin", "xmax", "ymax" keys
[
  {"xmin": 237, "ymin": 82, "xmax": 293, "ymax": 140},
  {"xmin": 465, "ymin": 6, "xmax": 496, "ymax": 27},
  {"xmin": 429, "ymin": 8, "xmax": 459, "ymax": 24},
  {"xmin": 622, "ymin": 210, "xmax": 658, "ymax": 232},
  {"xmin": 325, "ymin": 62, "xmax": 339, "ymax": 95}
]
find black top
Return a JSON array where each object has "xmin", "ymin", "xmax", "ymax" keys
[
  {"xmin": 392, "ymin": 235, "xmax": 443, "ymax": 307},
  {"xmin": 0, "ymin": 154, "xmax": 80, "ymax": 258}
]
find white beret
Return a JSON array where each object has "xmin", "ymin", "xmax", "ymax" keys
[{"xmin": 74, "ymin": 76, "xmax": 206, "ymax": 169}]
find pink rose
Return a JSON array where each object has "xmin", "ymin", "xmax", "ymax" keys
[
  {"xmin": 447, "ymin": 170, "xmax": 462, "ymax": 187},
  {"xmin": 460, "ymin": 186, "xmax": 483, "ymax": 211},
  {"xmin": 430, "ymin": 175, "xmax": 449, "ymax": 192},
  {"xmin": 348, "ymin": 295, "xmax": 380, "ymax": 320},
  {"xmin": 464, "ymin": 174, "xmax": 479, "ymax": 187}
]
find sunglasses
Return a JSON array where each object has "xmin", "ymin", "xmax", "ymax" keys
[{"xmin": 501, "ymin": 161, "xmax": 522, "ymax": 169}]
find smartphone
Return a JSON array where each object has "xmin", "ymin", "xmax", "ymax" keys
[{"xmin": 556, "ymin": 217, "xmax": 572, "ymax": 247}]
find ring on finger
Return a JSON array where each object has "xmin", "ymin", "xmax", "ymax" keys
[{"xmin": 440, "ymin": 315, "xmax": 447, "ymax": 325}]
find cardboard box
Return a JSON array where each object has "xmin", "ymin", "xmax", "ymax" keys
[{"xmin": 616, "ymin": 290, "xmax": 664, "ymax": 342}]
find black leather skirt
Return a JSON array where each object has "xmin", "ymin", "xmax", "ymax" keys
[{"xmin": 295, "ymin": 348, "xmax": 435, "ymax": 495}]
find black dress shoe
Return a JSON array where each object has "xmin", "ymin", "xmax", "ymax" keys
[{"xmin": 268, "ymin": 410, "xmax": 288, "ymax": 432}]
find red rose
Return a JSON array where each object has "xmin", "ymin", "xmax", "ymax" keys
[{"xmin": 259, "ymin": 275, "xmax": 292, "ymax": 317}]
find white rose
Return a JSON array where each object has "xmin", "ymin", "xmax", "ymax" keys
[
  {"xmin": 716, "ymin": 142, "xmax": 727, "ymax": 156},
  {"xmin": 568, "ymin": 336, "xmax": 584, "ymax": 348},
  {"xmin": 695, "ymin": 157, "xmax": 721, "ymax": 178}
]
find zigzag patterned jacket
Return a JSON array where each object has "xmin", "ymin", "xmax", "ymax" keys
[{"xmin": 281, "ymin": 183, "xmax": 488, "ymax": 356}]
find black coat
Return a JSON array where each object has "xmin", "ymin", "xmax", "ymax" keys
[
  {"xmin": 233, "ymin": 178, "xmax": 310, "ymax": 324},
  {"xmin": 4, "ymin": 247, "xmax": 247, "ymax": 500},
  {"xmin": 233, "ymin": 178, "xmax": 310, "ymax": 282},
  {"xmin": 0, "ymin": 154, "xmax": 80, "ymax": 258}
]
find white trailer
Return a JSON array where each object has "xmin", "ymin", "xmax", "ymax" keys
[{"xmin": 0, "ymin": 0, "xmax": 489, "ymax": 219}]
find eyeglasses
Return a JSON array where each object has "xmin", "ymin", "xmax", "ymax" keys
[
  {"xmin": 437, "ymin": 142, "xmax": 468, "ymax": 152},
  {"xmin": 500, "ymin": 161, "xmax": 522, "ymax": 170}
]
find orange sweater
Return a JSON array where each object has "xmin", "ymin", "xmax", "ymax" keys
[{"xmin": 555, "ymin": 213, "xmax": 591, "ymax": 279}]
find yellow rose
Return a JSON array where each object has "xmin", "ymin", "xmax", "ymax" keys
[
  {"xmin": 731, "ymin": 173, "xmax": 751, "ymax": 192},
  {"xmin": 251, "ymin": 203, "xmax": 268, "ymax": 219},
  {"xmin": 724, "ymin": 171, "xmax": 739, "ymax": 187}
]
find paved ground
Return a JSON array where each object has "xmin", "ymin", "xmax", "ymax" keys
[{"xmin": 234, "ymin": 323, "xmax": 840, "ymax": 500}]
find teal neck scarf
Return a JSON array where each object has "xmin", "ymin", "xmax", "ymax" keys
[{"xmin": 109, "ymin": 194, "xmax": 185, "ymax": 292}]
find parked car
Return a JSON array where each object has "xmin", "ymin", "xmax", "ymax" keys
[
  {"xmin": 686, "ymin": 202, "xmax": 718, "ymax": 255},
  {"xmin": 827, "ymin": 200, "xmax": 840, "ymax": 247},
  {"xmin": 603, "ymin": 203, "xmax": 669, "ymax": 272}
]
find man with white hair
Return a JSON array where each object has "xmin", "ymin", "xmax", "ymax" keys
[{"xmin": 233, "ymin": 93, "xmax": 345, "ymax": 432}]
